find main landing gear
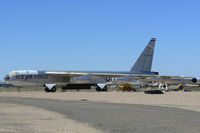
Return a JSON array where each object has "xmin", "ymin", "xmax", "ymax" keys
[
  {"xmin": 44, "ymin": 84, "xmax": 57, "ymax": 92},
  {"xmin": 96, "ymin": 86, "xmax": 108, "ymax": 92}
]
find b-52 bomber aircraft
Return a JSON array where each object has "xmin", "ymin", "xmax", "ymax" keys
[{"xmin": 4, "ymin": 38, "xmax": 197, "ymax": 92}]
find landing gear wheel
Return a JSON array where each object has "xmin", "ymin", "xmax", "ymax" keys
[
  {"xmin": 51, "ymin": 86, "xmax": 57, "ymax": 92},
  {"xmin": 45, "ymin": 87, "xmax": 57, "ymax": 92},
  {"xmin": 96, "ymin": 87, "xmax": 102, "ymax": 92},
  {"xmin": 102, "ymin": 86, "xmax": 108, "ymax": 91},
  {"xmin": 45, "ymin": 87, "xmax": 50, "ymax": 92},
  {"xmin": 96, "ymin": 86, "xmax": 108, "ymax": 92}
]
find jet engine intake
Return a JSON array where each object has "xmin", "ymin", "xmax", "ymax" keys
[{"xmin": 192, "ymin": 78, "xmax": 197, "ymax": 83}]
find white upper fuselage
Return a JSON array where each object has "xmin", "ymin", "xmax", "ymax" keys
[
  {"xmin": 4, "ymin": 70, "xmax": 49, "ymax": 87},
  {"xmin": 4, "ymin": 70, "xmax": 158, "ymax": 87}
]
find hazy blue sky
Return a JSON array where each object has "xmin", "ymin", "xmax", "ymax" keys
[{"xmin": 0, "ymin": 0, "xmax": 200, "ymax": 80}]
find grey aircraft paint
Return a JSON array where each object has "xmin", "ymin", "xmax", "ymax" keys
[
  {"xmin": 4, "ymin": 38, "xmax": 157, "ymax": 89},
  {"xmin": 4, "ymin": 38, "xmax": 197, "ymax": 92},
  {"xmin": 130, "ymin": 38, "xmax": 155, "ymax": 72}
]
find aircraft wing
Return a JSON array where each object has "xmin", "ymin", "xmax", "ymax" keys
[
  {"xmin": 45, "ymin": 71, "xmax": 197, "ymax": 85},
  {"xmin": 114, "ymin": 74, "xmax": 197, "ymax": 84},
  {"xmin": 46, "ymin": 71, "xmax": 126, "ymax": 77}
]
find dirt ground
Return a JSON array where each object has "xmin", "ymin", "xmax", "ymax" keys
[
  {"xmin": 0, "ymin": 103, "xmax": 104, "ymax": 133},
  {"xmin": 0, "ymin": 91, "xmax": 200, "ymax": 112},
  {"xmin": 1, "ymin": 91, "xmax": 200, "ymax": 133}
]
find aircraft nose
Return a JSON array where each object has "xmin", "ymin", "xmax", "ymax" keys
[{"xmin": 4, "ymin": 75, "xmax": 10, "ymax": 81}]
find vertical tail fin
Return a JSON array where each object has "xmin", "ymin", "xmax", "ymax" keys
[{"xmin": 130, "ymin": 38, "xmax": 156, "ymax": 72}]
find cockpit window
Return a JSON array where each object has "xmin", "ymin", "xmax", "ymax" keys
[
  {"xmin": 9, "ymin": 71, "xmax": 16, "ymax": 76},
  {"xmin": 4, "ymin": 75, "xmax": 9, "ymax": 80},
  {"xmin": 9, "ymin": 72, "xmax": 13, "ymax": 76}
]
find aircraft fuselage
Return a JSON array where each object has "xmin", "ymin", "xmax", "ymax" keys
[{"xmin": 4, "ymin": 70, "xmax": 158, "ymax": 87}]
